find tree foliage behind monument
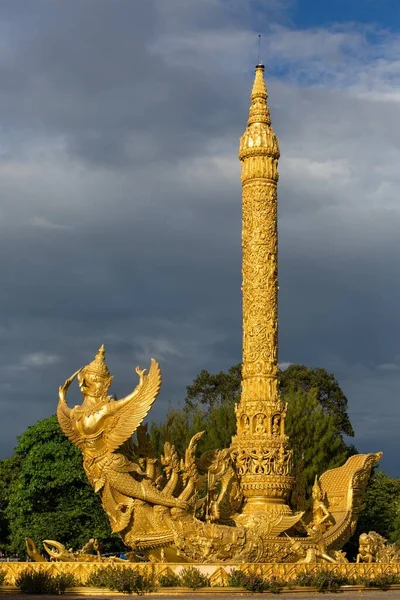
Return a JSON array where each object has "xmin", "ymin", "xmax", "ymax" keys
[
  {"xmin": 1, "ymin": 415, "xmax": 123, "ymax": 556},
  {"xmin": 184, "ymin": 363, "xmax": 354, "ymax": 436},
  {"xmin": 279, "ymin": 364, "xmax": 354, "ymax": 437},
  {"xmin": 151, "ymin": 363, "xmax": 355, "ymax": 501}
]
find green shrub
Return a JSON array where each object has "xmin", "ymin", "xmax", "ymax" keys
[
  {"xmin": 227, "ymin": 568, "xmax": 247, "ymax": 587},
  {"xmin": 179, "ymin": 567, "xmax": 209, "ymax": 590},
  {"xmin": 227, "ymin": 569, "xmax": 283, "ymax": 593},
  {"xmin": 358, "ymin": 574, "xmax": 400, "ymax": 591},
  {"xmin": 295, "ymin": 572, "xmax": 315, "ymax": 587},
  {"xmin": 15, "ymin": 569, "xmax": 77, "ymax": 595},
  {"xmin": 56, "ymin": 573, "xmax": 78, "ymax": 588},
  {"xmin": 313, "ymin": 570, "xmax": 349, "ymax": 593},
  {"xmin": 0, "ymin": 570, "xmax": 5, "ymax": 586},
  {"xmin": 86, "ymin": 567, "xmax": 111, "ymax": 588},
  {"xmin": 241, "ymin": 573, "xmax": 268, "ymax": 593},
  {"xmin": 158, "ymin": 572, "xmax": 181, "ymax": 587},
  {"xmin": 266, "ymin": 576, "xmax": 284, "ymax": 594},
  {"xmin": 295, "ymin": 570, "xmax": 350, "ymax": 592},
  {"xmin": 86, "ymin": 566, "xmax": 156, "ymax": 595}
]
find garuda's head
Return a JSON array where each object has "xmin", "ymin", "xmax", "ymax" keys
[{"xmin": 78, "ymin": 344, "xmax": 113, "ymax": 399}]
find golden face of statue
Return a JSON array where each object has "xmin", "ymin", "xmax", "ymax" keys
[
  {"xmin": 312, "ymin": 483, "xmax": 322, "ymax": 501},
  {"xmin": 359, "ymin": 533, "xmax": 370, "ymax": 553},
  {"xmin": 78, "ymin": 369, "xmax": 110, "ymax": 399}
]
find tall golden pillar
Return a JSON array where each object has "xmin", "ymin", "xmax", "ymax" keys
[{"xmin": 232, "ymin": 64, "xmax": 294, "ymax": 525}]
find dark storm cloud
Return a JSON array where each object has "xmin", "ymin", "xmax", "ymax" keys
[
  {"xmin": 0, "ymin": 0, "xmax": 245, "ymax": 167},
  {"xmin": 0, "ymin": 0, "xmax": 399, "ymax": 476}
]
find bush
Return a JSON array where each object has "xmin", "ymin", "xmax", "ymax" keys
[
  {"xmin": 179, "ymin": 567, "xmax": 209, "ymax": 590},
  {"xmin": 358, "ymin": 574, "xmax": 400, "ymax": 591},
  {"xmin": 158, "ymin": 572, "xmax": 181, "ymax": 587},
  {"xmin": 295, "ymin": 570, "xmax": 350, "ymax": 592},
  {"xmin": 267, "ymin": 576, "xmax": 284, "ymax": 594},
  {"xmin": 241, "ymin": 573, "xmax": 268, "ymax": 593},
  {"xmin": 86, "ymin": 568, "xmax": 111, "ymax": 589},
  {"xmin": 227, "ymin": 569, "xmax": 283, "ymax": 593},
  {"xmin": 295, "ymin": 572, "xmax": 315, "ymax": 587},
  {"xmin": 87, "ymin": 566, "xmax": 156, "ymax": 595},
  {"xmin": 314, "ymin": 570, "xmax": 345, "ymax": 592},
  {"xmin": 227, "ymin": 569, "xmax": 247, "ymax": 587},
  {"xmin": 0, "ymin": 570, "xmax": 5, "ymax": 586},
  {"xmin": 15, "ymin": 570, "xmax": 77, "ymax": 595}
]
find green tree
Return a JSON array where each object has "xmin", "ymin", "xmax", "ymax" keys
[
  {"xmin": 5, "ymin": 415, "xmax": 123, "ymax": 557},
  {"xmin": 150, "ymin": 398, "xmax": 237, "ymax": 458},
  {"xmin": 184, "ymin": 363, "xmax": 354, "ymax": 438},
  {"xmin": 280, "ymin": 364, "xmax": 354, "ymax": 437},
  {"xmin": 285, "ymin": 388, "xmax": 351, "ymax": 501},
  {"xmin": 150, "ymin": 406, "xmax": 194, "ymax": 458},
  {"xmin": 0, "ymin": 454, "xmax": 21, "ymax": 551},
  {"xmin": 185, "ymin": 364, "xmax": 241, "ymax": 411},
  {"xmin": 151, "ymin": 365, "xmax": 355, "ymax": 502}
]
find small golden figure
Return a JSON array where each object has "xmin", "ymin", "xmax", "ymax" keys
[
  {"xmin": 272, "ymin": 416, "xmax": 280, "ymax": 435},
  {"xmin": 242, "ymin": 415, "xmax": 250, "ymax": 433},
  {"xmin": 255, "ymin": 414, "xmax": 266, "ymax": 434},
  {"xmin": 310, "ymin": 477, "xmax": 334, "ymax": 533},
  {"xmin": 356, "ymin": 532, "xmax": 375, "ymax": 563}
]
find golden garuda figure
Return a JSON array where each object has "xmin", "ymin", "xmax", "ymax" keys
[{"xmin": 57, "ymin": 345, "xmax": 187, "ymax": 535}]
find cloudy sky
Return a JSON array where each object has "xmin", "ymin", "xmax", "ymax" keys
[{"xmin": 1, "ymin": 0, "xmax": 399, "ymax": 476}]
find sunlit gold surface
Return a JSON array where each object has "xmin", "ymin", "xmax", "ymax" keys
[
  {"xmin": 25, "ymin": 538, "xmax": 125, "ymax": 563},
  {"xmin": 356, "ymin": 531, "xmax": 400, "ymax": 563},
  {"xmin": 55, "ymin": 66, "xmax": 382, "ymax": 563},
  {"xmin": 231, "ymin": 64, "xmax": 294, "ymax": 529},
  {"xmin": 3, "ymin": 561, "xmax": 400, "ymax": 587}
]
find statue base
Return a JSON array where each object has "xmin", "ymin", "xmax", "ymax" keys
[{"xmin": 3, "ymin": 561, "xmax": 400, "ymax": 589}]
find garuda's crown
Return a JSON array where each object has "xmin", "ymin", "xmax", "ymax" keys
[{"xmin": 84, "ymin": 344, "xmax": 111, "ymax": 379}]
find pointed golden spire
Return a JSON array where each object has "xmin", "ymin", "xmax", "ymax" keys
[
  {"xmin": 233, "ymin": 65, "xmax": 290, "ymax": 521},
  {"xmin": 239, "ymin": 65, "xmax": 278, "ymax": 167},
  {"xmin": 84, "ymin": 344, "xmax": 111, "ymax": 378},
  {"xmin": 247, "ymin": 64, "xmax": 271, "ymax": 126}
]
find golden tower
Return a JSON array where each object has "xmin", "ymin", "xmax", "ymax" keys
[{"xmin": 232, "ymin": 64, "xmax": 294, "ymax": 523}]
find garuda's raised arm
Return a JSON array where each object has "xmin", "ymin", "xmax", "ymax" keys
[
  {"xmin": 57, "ymin": 368, "xmax": 82, "ymax": 445},
  {"xmin": 103, "ymin": 358, "xmax": 161, "ymax": 453}
]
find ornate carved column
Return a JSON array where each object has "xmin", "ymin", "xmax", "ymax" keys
[{"xmin": 232, "ymin": 65, "xmax": 294, "ymax": 521}]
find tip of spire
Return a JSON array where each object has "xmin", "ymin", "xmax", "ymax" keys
[
  {"xmin": 243, "ymin": 62, "xmax": 271, "ymax": 127},
  {"xmin": 251, "ymin": 63, "xmax": 267, "ymax": 100}
]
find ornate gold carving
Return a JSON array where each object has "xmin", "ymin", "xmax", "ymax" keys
[
  {"xmin": 209, "ymin": 567, "xmax": 229, "ymax": 587},
  {"xmin": 357, "ymin": 532, "xmax": 400, "ymax": 563},
  {"xmin": 4, "ymin": 561, "xmax": 400, "ymax": 588},
  {"xmin": 234, "ymin": 64, "xmax": 294, "ymax": 522},
  {"xmin": 309, "ymin": 476, "xmax": 335, "ymax": 533},
  {"xmin": 53, "ymin": 66, "xmax": 382, "ymax": 565},
  {"xmin": 58, "ymin": 347, "xmax": 188, "ymax": 536},
  {"xmin": 25, "ymin": 538, "xmax": 124, "ymax": 563},
  {"xmin": 25, "ymin": 538, "xmax": 45, "ymax": 563}
]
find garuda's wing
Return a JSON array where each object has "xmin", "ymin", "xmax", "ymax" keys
[
  {"xmin": 104, "ymin": 358, "xmax": 161, "ymax": 454},
  {"xmin": 57, "ymin": 401, "xmax": 81, "ymax": 446}
]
